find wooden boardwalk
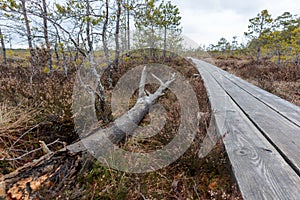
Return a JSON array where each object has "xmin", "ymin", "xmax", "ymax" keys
[{"xmin": 192, "ymin": 58, "xmax": 300, "ymax": 200}]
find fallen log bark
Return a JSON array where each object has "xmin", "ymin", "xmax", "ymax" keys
[{"xmin": 0, "ymin": 67, "xmax": 176, "ymax": 200}]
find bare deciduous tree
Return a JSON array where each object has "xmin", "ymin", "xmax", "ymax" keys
[
  {"xmin": 0, "ymin": 27, "xmax": 6, "ymax": 64},
  {"xmin": 21, "ymin": 0, "xmax": 35, "ymax": 65},
  {"xmin": 41, "ymin": 0, "xmax": 52, "ymax": 72}
]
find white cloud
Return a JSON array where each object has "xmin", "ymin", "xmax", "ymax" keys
[
  {"xmin": 172, "ymin": 0, "xmax": 300, "ymax": 47},
  {"xmin": 182, "ymin": 9, "xmax": 247, "ymax": 45}
]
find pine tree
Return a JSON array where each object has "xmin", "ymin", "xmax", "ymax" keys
[{"xmin": 245, "ymin": 9, "xmax": 273, "ymax": 62}]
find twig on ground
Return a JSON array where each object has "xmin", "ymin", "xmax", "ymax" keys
[
  {"xmin": 1, "ymin": 139, "xmax": 61, "ymax": 161},
  {"xmin": 7, "ymin": 124, "xmax": 40, "ymax": 153}
]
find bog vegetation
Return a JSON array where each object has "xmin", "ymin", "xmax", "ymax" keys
[
  {"xmin": 0, "ymin": 0, "xmax": 298, "ymax": 199},
  {"xmin": 206, "ymin": 9, "xmax": 300, "ymax": 65}
]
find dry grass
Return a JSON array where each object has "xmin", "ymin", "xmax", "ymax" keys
[
  {"xmin": 0, "ymin": 102, "xmax": 41, "ymax": 173},
  {"xmin": 0, "ymin": 61, "xmax": 77, "ymax": 173},
  {"xmin": 214, "ymin": 56, "xmax": 300, "ymax": 106},
  {"xmin": 0, "ymin": 50, "xmax": 242, "ymax": 199}
]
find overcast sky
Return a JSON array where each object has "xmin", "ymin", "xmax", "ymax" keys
[
  {"xmin": 5, "ymin": 0, "xmax": 300, "ymax": 49},
  {"xmin": 172, "ymin": 0, "xmax": 300, "ymax": 48}
]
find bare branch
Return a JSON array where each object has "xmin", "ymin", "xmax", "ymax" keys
[
  {"xmin": 145, "ymin": 90, "xmax": 151, "ymax": 96},
  {"xmin": 8, "ymin": 124, "xmax": 40, "ymax": 153},
  {"xmin": 39, "ymin": 140, "xmax": 52, "ymax": 154},
  {"xmin": 151, "ymin": 73, "xmax": 164, "ymax": 85},
  {"xmin": 1, "ymin": 139, "xmax": 61, "ymax": 161},
  {"xmin": 138, "ymin": 66, "xmax": 147, "ymax": 98},
  {"xmin": 149, "ymin": 73, "xmax": 176, "ymax": 100}
]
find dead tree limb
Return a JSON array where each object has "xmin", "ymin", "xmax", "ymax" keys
[{"xmin": 0, "ymin": 67, "xmax": 176, "ymax": 200}]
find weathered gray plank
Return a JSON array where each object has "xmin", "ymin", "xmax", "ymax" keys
[
  {"xmin": 221, "ymin": 102, "xmax": 300, "ymax": 200},
  {"xmin": 198, "ymin": 61, "xmax": 300, "ymax": 175},
  {"xmin": 193, "ymin": 58, "xmax": 300, "ymax": 200},
  {"xmin": 226, "ymin": 75, "xmax": 300, "ymax": 126},
  {"xmin": 200, "ymin": 60, "xmax": 300, "ymax": 126}
]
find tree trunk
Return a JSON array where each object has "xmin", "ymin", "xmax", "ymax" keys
[
  {"xmin": 0, "ymin": 68, "xmax": 176, "ymax": 200},
  {"xmin": 42, "ymin": 0, "xmax": 52, "ymax": 72},
  {"xmin": 126, "ymin": 0, "xmax": 130, "ymax": 50},
  {"xmin": 21, "ymin": 0, "xmax": 35, "ymax": 65},
  {"xmin": 163, "ymin": 26, "xmax": 167, "ymax": 63},
  {"xmin": 277, "ymin": 50, "xmax": 281, "ymax": 65},
  {"xmin": 0, "ymin": 28, "xmax": 6, "ymax": 65},
  {"xmin": 67, "ymin": 45, "xmax": 74, "ymax": 62},
  {"xmin": 54, "ymin": 40, "xmax": 59, "ymax": 61},
  {"xmin": 114, "ymin": 0, "xmax": 121, "ymax": 70},
  {"xmin": 256, "ymin": 44, "xmax": 261, "ymax": 62},
  {"xmin": 86, "ymin": 0, "xmax": 93, "ymax": 54},
  {"xmin": 54, "ymin": 25, "xmax": 67, "ymax": 76},
  {"xmin": 102, "ymin": 0, "xmax": 113, "ymax": 88}
]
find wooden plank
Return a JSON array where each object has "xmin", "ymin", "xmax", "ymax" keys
[
  {"xmin": 202, "ymin": 63, "xmax": 300, "ymax": 174},
  {"xmin": 221, "ymin": 102, "xmax": 300, "ymax": 200},
  {"xmin": 200, "ymin": 60, "xmax": 300, "ymax": 126},
  {"xmin": 193, "ymin": 58, "xmax": 300, "ymax": 200},
  {"xmin": 226, "ymin": 75, "xmax": 300, "ymax": 126},
  {"xmin": 196, "ymin": 65, "xmax": 230, "ymax": 136}
]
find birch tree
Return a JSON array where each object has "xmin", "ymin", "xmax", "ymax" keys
[
  {"xmin": 41, "ymin": 0, "xmax": 52, "ymax": 72},
  {"xmin": 21, "ymin": 0, "xmax": 35, "ymax": 65}
]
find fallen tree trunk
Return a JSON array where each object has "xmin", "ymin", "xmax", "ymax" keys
[{"xmin": 0, "ymin": 67, "xmax": 176, "ymax": 200}]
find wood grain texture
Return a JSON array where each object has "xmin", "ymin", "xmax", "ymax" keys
[
  {"xmin": 193, "ymin": 58, "xmax": 300, "ymax": 200},
  {"xmin": 202, "ymin": 61, "xmax": 300, "ymax": 174},
  {"xmin": 200, "ymin": 60, "xmax": 300, "ymax": 126}
]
